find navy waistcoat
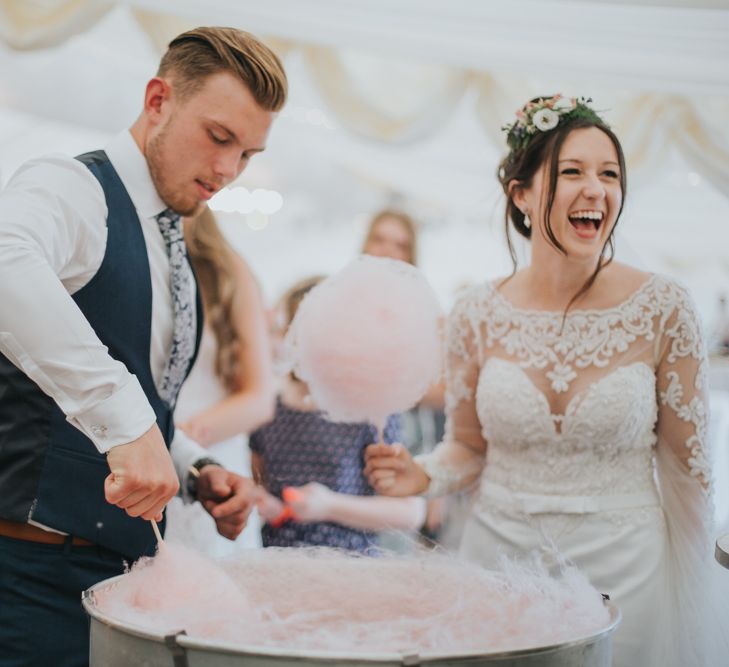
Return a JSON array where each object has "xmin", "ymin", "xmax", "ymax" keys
[{"xmin": 0, "ymin": 151, "xmax": 202, "ymax": 560}]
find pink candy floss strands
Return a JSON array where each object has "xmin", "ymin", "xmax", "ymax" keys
[
  {"xmin": 95, "ymin": 548, "xmax": 612, "ymax": 655},
  {"xmin": 284, "ymin": 255, "xmax": 442, "ymax": 427},
  {"xmin": 95, "ymin": 543, "xmax": 250, "ymax": 638}
]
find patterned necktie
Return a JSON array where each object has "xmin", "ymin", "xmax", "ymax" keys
[{"xmin": 155, "ymin": 208, "xmax": 196, "ymax": 407}]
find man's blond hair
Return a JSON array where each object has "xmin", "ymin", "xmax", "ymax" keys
[{"xmin": 158, "ymin": 26, "xmax": 287, "ymax": 111}]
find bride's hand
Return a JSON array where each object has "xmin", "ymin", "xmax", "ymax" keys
[{"xmin": 363, "ymin": 443, "xmax": 430, "ymax": 496}]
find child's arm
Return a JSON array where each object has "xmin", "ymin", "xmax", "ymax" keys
[
  {"xmin": 284, "ymin": 482, "xmax": 426, "ymax": 532},
  {"xmin": 257, "ymin": 488, "xmax": 299, "ymax": 529},
  {"xmin": 250, "ymin": 451, "xmax": 289, "ymax": 525}
]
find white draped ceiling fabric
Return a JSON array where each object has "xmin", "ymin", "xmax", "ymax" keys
[{"xmin": 2, "ymin": 0, "xmax": 728, "ymax": 199}]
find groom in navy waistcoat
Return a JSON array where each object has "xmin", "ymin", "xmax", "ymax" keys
[{"xmin": 0, "ymin": 27, "xmax": 287, "ymax": 667}]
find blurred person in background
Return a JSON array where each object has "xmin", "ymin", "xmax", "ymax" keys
[{"xmin": 165, "ymin": 207, "xmax": 276, "ymax": 556}]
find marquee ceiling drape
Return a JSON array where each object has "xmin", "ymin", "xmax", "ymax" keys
[{"xmin": 2, "ymin": 1, "xmax": 727, "ymax": 190}]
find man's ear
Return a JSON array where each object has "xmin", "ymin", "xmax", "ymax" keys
[{"xmin": 142, "ymin": 77, "xmax": 171, "ymax": 126}]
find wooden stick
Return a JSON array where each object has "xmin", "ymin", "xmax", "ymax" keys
[{"xmin": 150, "ymin": 518, "xmax": 164, "ymax": 549}]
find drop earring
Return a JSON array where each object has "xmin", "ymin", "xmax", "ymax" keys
[{"xmin": 523, "ymin": 211, "xmax": 531, "ymax": 229}]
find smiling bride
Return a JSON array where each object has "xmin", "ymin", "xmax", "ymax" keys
[{"xmin": 364, "ymin": 95, "xmax": 728, "ymax": 666}]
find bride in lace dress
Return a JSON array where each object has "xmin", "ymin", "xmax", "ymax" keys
[{"xmin": 365, "ymin": 96, "xmax": 727, "ymax": 666}]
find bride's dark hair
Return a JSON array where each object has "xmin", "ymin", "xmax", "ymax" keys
[{"xmin": 497, "ymin": 96, "xmax": 627, "ymax": 314}]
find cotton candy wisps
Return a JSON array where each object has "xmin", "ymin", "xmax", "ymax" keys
[
  {"xmin": 284, "ymin": 255, "xmax": 442, "ymax": 429},
  {"xmin": 93, "ymin": 547, "xmax": 613, "ymax": 655}
]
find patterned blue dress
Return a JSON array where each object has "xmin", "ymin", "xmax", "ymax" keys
[{"xmin": 249, "ymin": 397, "xmax": 401, "ymax": 552}]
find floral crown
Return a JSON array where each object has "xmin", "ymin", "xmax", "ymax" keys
[{"xmin": 502, "ymin": 95, "xmax": 606, "ymax": 155}]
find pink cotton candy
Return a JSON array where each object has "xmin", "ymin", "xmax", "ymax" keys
[
  {"xmin": 94, "ymin": 547, "xmax": 613, "ymax": 655},
  {"xmin": 94, "ymin": 543, "xmax": 249, "ymax": 637},
  {"xmin": 285, "ymin": 255, "xmax": 442, "ymax": 428}
]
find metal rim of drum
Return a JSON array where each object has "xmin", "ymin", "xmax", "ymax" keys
[
  {"xmin": 716, "ymin": 534, "xmax": 729, "ymax": 570},
  {"xmin": 177, "ymin": 605, "xmax": 620, "ymax": 662},
  {"xmin": 83, "ymin": 574, "xmax": 620, "ymax": 663}
]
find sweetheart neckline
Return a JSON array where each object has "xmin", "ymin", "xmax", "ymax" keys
[{"xmin": 481, "ymin": 357, "xmax": 655, "ymax": 437}]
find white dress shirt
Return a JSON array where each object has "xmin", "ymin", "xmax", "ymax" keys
[{"xmin": 0, "ymin": 130, "xmax": 207, "ymax": 489}]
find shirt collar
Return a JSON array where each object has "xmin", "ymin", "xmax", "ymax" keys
[{"xmin": 104, "ymin": 130, "xmax": 168, "ymax": 220}]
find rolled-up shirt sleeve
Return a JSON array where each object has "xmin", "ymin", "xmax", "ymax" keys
[{"xmin": 0, "ymin": 155, "xmax": 156, "ymax": 453}]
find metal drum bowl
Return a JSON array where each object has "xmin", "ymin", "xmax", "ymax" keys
[{"xmin": 83, "ymin": 575, "xmax": 620, "ymax": 667}]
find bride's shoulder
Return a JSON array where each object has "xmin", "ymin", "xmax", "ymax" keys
[
  {"xmin": 442, "ymin": 282, "xmax": 500, "ymax": 335},
  {"xmin": 450, "ymin": 279, "xmax": 501, "ymax": 313},
  {"xmin": 595, "ymin": 263, "xmax": 659, "ymax": 307},
  {"xmin": 609, "ymin": 264, "xmax": 700, "ymax": 325},
  {"xmin": 598, "ymin": 264, "xmax": 682, "ymax": 308},
  {"xmin": 608, "ymin": 262, "xmax": 689, "ymax": 293},
  {"xmin": 603, "ymin": 262, "xmax": 651, "ymax": 293},
  {"xmin": 613, "ymin": 264, "xmax": 693, "ymax": 303}
]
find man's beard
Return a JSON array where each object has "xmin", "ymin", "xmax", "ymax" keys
[{"xmin": 146, "ymin": 124, "xmax": 201, "ymax": 217}]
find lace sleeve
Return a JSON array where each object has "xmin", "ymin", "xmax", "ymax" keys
[
  {"xmin": 655, "ymin": 281, "xmax": 711, "ymax": 489},
  {"xmin": 650, "ymin": 284, "xmax": 729, "ymax": 665},
  {"xmin": 416, "ymin": 288, "xmax": 487, "ymax": 497}
]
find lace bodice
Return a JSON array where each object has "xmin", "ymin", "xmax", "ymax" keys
[
  {"xmin": 477, "ymin": 358, "xmax": 658, "ymax": 496},
  {"xmin": 420, "ymin": 274, "xmax": 710, "ymax": 501}
]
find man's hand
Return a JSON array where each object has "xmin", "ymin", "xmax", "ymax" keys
[
  {"xmin": 104, "ymin": 424, "xmax": 179, "ymax": 520},
  {"xmin": 197, "ymin": 466, "xmax": 257, "ymax": 540}
]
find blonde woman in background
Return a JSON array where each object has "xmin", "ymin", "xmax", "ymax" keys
[
  {"xmin": 165, "ymin": 207, "xmax": 276, "ymax": 556},
  {"xmin": 361, "ymin": 209, "xmax": 418, "ymax": 265},
  {"xmin": 361, "ymin": 209, "xmax": 449, "ymax": 546}
]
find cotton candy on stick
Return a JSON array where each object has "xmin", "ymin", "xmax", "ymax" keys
[{"xmin": 285, "ymin": 256, "xmax": 442, "ymax": 436}]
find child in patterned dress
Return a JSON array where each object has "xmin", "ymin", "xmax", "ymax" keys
[{"xmin": 251, "ymin": 276, "xmax": 426, "ymax": 552}]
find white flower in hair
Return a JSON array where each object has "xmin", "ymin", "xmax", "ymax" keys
[
  {"xmin": 533, "ymin": 108, "xmax": 559, "ymax": 131},
  {"xmin": 552, "ymin": 96, "xmax": 574, "ymax": 112},
  {"xmin": 503, "ymin": 96, "xmax": 602, "ymax": 153}
]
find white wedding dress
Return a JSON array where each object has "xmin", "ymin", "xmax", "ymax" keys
[
  {"xmin": 165, "ymin": 327, "xmax": 262, "ymax": 557},
  {"xmin": 418, "ymin": 274, "xmax": 728, "ymax": 666}
]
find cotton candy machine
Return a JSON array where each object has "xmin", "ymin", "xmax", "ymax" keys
[{"xmin": 83, "ymin": 548, "xmax": 620, "ymax": 667}]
